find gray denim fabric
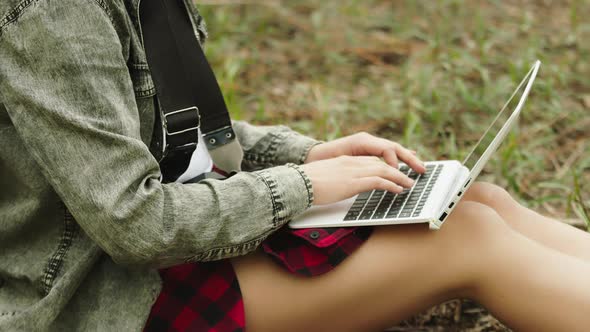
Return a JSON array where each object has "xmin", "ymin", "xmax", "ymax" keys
[{"xmin": 0, "ymin": 0, "xmax": 322, "ymax": 330}]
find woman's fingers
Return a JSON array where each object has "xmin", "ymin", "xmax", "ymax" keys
[
  {"xmin": 392, "ymin": 143, "xmax": 425, "ymax": 173},
  {"xmin": 342, "ymin": 155, "xmax": 414, "ymax": 188},
  {"xmin": 353, "ymin": 134, "xmax": 398, "ymax": 165},
  {"xmin": 352, "ymin": 133, "xmax": 425, "ymax": 173},
  {"xmin": 382, "ymin": 149, "xmax": 399, "ymax": 169},
  {"xmin": 365, "ymin": 162, "xmax": 414, "ymax": 188},
  {"xmin": 352, "ymin": 176, "xmax": 404, "ymax": 194}
]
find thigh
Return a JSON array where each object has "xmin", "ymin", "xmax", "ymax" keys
[
  {"xmin": 463, "ymin": 182, "xmax": 590, "ymax": 262},
  {"xmin": 231, "ymin": 202, "xmax": 508, "ymax": 332}
]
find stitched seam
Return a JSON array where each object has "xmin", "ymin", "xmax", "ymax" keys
[
  {"xmin": 134, "ymin": 86, "xmax": 156, "ymax": 98},
  {"xmin": 265, "ymin": 171, "xmax": 286, "ymax": 225},
  {"xmin": 0, "ymin": 0, "xmax": 38, "ymax": 36},
  {"xmin": 130, "ymin": 63, "xmax": 150, "ymax": 70},
  {"xmin": 243, "ymin": 151, "xmax": 272, "ymax": 165},
  {"xmin": 253, "ymin": 171, "xmax": 280, "ymax": 227},
  {"xmin": 265, "ymin": 132, "xmax": 285, "ymax": 161},
  {"xmin": 40, "ymin": 207, "xmax": 78, "ymax": 296},
  {"xmin": 297, "ymin": 140, "xmax": 324, "ymax": 164},
  {"xmin": 186, "ymin": 231, "xmax": 271, "ymax": 262},
  {"xmin": 286, "ymin": 163, "xmax": 314, "ymax": 208},
  {"xmin": 129, "ymin": 64, "xmax": 156, "ymax": 97}
]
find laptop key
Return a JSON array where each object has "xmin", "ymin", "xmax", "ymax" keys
[
  {"xmin": 372, "ymin": 212, "xmax": 386, "ymax": 219},
  {"xmin": 360, "ymin": 210, "xmax": 374, "ymax": 219},
  {"xmin": 388, "ymin": 205, "xmax": 403, "ymax": 212},
  {"xmin": 344, "ymin": 214, "xmax": 359, "ymax": 221},
  {"xmin": 401, "ymin": 209, "xmax": 414, "ymax": 216}
]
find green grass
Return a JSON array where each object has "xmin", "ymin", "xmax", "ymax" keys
[{"xmin": 198, "ymin": 0, "xmax": 590, "ymax": 224}]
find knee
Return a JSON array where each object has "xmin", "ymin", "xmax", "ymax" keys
[
  {"xmin": 439, "ymin": 201, "xmax": 510, "ymax": 250},
  {"xmin": 464, "ymin": 182, "xmax": 516, "ymax": 209},
  {"xmin": 447, "ymin": 200, "xmax": 506, "ymax": 228}
]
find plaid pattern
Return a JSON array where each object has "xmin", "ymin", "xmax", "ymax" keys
[
  {"xmin": 261, "ymin": 226, "xmax": 373, "ymax": 277},
  {"xmin": 144, "ymin": 226, "xmax": 373, "ymax": 331}
]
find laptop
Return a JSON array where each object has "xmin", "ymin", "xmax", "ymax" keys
[{"xmin": 289, "ymin": 60, "xmax": 541, "ymax": 230}]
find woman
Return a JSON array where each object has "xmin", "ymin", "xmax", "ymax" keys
[{"xmin": 0, "ymin": 0, "xmax": 589, "ymax": 331}]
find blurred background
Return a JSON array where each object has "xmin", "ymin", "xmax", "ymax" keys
[{"xmin": 198, "ymin": 0, "xmax": 589, "ymax": 329}]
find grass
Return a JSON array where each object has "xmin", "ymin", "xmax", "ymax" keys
[
  {"xmin": 196, "ymin": 0, "xmax": 589, "ymax": 330},
  {"xmin": 198, "ymin": 0, "xmax": 589, "ymax": 225}
]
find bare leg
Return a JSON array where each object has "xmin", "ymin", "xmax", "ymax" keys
[
  {"xmin": 464, "ymin": 182, "xmax": 590, "ymax": 262},
  {"xmin": 232, "ymin": 201, "xmax": 590, "ymax": 332}
]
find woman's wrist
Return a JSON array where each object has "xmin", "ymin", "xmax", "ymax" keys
[{"xmin": 303, "ymin": 141, "xmax": 325, "ymax": 164}]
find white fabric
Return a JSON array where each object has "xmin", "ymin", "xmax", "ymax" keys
[{"xmin": 175, "ymin": 127, "xmax": 214, "ymax": 183}]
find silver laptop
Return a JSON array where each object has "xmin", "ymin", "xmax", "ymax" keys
[{"xmin": 289, "ymin": 60, "xmax": 541, "ymax": 230}]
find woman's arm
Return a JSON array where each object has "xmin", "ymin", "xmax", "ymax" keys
[
  {"xmin": 0, "ymin": 0, "xmax": 312, "ymax": 267},
  {"xmin": 231, "ymin": 120, "xmax": 323, "ymax": 171}
]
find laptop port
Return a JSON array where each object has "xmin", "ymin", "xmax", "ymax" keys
[
  {"xmin": 463, "ymin": 179, "xmax": 471, "ymax": 188},
  {"xmin": 439, "ymin": 212, "xmax": 448, "ymax": 222},
  {"xmin": 448, "ymin": 202, "xmax": 454, "ymax": 209},
  {"xmin": 457, "ymin": 191, "xmax": 462, "ymax": 197}
]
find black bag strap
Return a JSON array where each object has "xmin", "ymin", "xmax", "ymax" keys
[{"xmin": 139, "ymin": 0, "xmax": 236, "ymax": 182}]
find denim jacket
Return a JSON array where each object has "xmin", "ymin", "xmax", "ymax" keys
[{"xmin": 0, "ymin": 0, "xmax": 321, "ymax": 330}]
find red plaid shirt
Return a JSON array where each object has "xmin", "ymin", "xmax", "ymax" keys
[{"xmin": 144, "ymin": 226, "xmax": 373, "ymax": 332}]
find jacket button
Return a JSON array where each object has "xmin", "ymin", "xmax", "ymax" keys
[{"xmin": 309, "ymin": 231, "xmax": 320, "ymax": 239}]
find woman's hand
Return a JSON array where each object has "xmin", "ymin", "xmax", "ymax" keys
[
  {"xmin": 301, "ymin": 132, "xmax": 426, "ymax": 205},
  {"xmin": 305, "ymin": 132, "xmax": 425, "ymax": 172},
  {"xmin": 300, "ymin": 155, "xmax": 416, "ymax": 205}
]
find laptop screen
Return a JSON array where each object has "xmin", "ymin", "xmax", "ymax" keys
[{"xmin": 462, "ymin": 61, "xmax": 540, "ymax": 171}]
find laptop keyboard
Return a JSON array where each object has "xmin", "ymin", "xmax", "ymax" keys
[{"xmin": 343, "ymin": 164, "xmax": 442, "ymax": 221}]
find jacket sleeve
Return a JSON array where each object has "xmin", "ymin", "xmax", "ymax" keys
[
  {"xmin": 0, "ymin": 0, "xmax": 313, "ymax": 267},
  {"xmin": 231, "ymin": 120, "xmax": 323, "ymax": 171}
]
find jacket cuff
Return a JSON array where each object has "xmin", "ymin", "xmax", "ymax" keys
[
  {"xmin": 273, "ymin": 130, "xmax": 324, "ymax": 165},
  {"xmin": 253, "ymin": 163, "xmax": 314, "ymax": 228}
]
